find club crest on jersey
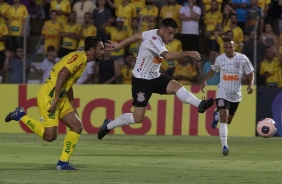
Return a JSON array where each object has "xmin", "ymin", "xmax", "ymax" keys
[
  {"xmin": 67, "ymin": 54, "xmax": 78, "ymax": 64},
  {"xmin": 218, "ymin": 99, "xmax": 225, "ymax": 107},
  {"xmin": 137, "ymin": 92, "xmax": 145, "ymax": 102},
  {"xmin": 234, "ymin": 61, "xmax": 241, "ymax": 68}
]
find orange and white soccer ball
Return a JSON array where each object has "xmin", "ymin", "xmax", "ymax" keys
[{"xmin": 256, "ymin": 118, "xmax": 277, "ymax": 138}]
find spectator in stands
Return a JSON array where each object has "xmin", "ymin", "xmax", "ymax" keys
[
  {"xmin": 222, "ymin": 13, "xmax": 244, "ymax": 52},
  {"xmin": 73, "ymin": 0, "xmax": 96, "ymax": 26},
  {"xmin": 202, "ymin": 0, "xmax": 222, "ymax": 14},
  {"xmin": 76, "ymin": 61, "xmax": 95, "ymax": 84},
  {"xmin": 0, "ymin": 21, "xmax": 8, "ymax": 83},
  {"xmin": 161, "ymin": 38, "xmax": 182, "ymax": 77},
  {"xmin": 179, "ymin": 0, "xmax": 201, "ymax": 51},
  {"xmin": 172, "ymin": 57, "xmax": 198, "ymax": 85},
  {"xmin": 95, "ymin": 49, "xmax": 120, "ymax": 84},
  {"xmin": 131, "ymin": 0, "xmax": 146, "ymax": 13},
  {"xmin": 29, "ymin": 0, "xmax": 45, "ymax": 35},
  {"xmin": 0, "ymin": 0, "xmax": 11, "ymax": 24},
  {"xmin": 37, "ymin": 10, "xmax": 62, "ymax": 55},
  {"xmin": 138, "ymin": 0, "xmax": 159, "ymax": 32},
  {"xmin": 4, "ymin": 47, "xmax": 31, "ymax": 84},
  {"xmin": 92, "ymin": 0, "xmax": 112, "ymax": 43},
  {"xmin": 201, "ymin": 50, "xmax": 220, "ymax": 85},
  {"xmin": 128, "ymin": 17, "xmax": 140, "ymax": 57},
  {"xmin": 159, "ymin": 0, "xmax": 182, "ymax": 33},
  {"xmin": 257, "ymin": 0, "xmax": 271, "ymax": 16},
  {"xmin": 118, "ymin": 52, "xmax": 135, "ymax": 84},
  {"xmin": 50, "ymin": 0, "xmax": 71, "ymax": 24},
  {"xmin": 115, "ymin": 0, "xmax": 137, "ymax": 30},
  {"xmin": 232, "ymin": 0, "xmax": 250, "ymax": 31},
  {"xmin": 221, "ymin": 3, "xmax": 236, "ymax": 28},
  {"xmin": 204, "ymin": 0, "xmax": 223, "ymax": 52},
  {"xmin": 31, "ymin": 45, "xmax": 59, "ymax": 84},
  {"xmin": 58, "ymin": 11, "xmax": 81, "ymax": 58},
  {"xmin": 77, "ymin": 12, "xmax": 97, "ymax": 51},
  {"xmin": 214, "ymin": 30, "xmax": 242, "ymax": 54},
  {"xmin": 259, "ymin": 46, "xmax": 282, "ymax": 87},
  {"xmin": 105, "ymin": 17, "xmax": 129, "ymax": 60},
  {"xmin": 245, "ymin": 0, "xmax": 264, "ymax": 35},
  {"xmin": 259, "ymin": 23, "xmax": 279, "ymax": 48},
  {"xmin": 7, "ymin": 0, "xmax": 29, "ymax": 52}
]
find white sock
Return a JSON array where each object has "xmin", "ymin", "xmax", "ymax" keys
[
  {"xmin": 107, "ymin": 113, "xmax": 135, "ymax": 129},
  {"xmin": 176, "ymin": 87, "xmax": 201, "ymax": 107},
  {"xmin": 219, "ymin": 123, "xmax": 228, "ymax": 148}
]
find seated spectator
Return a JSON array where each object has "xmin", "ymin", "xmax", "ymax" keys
[
  {"xmin": 118, "ymin": 52, "xmax": 135, "ymax": 84},
  {"xmin": 259, "ymin": 46, "xmax": 282, "ymax": 87},
  {"xmin": 4, "ymin": 47, "xmax": 31, "ymax": 84},
  {"xmin": 201, "ymin": 50, "xmax": 220, "ymax": 85},
  {"xmin": 95, "ymin": 50, "xmax": 120, "ymax": 84},
  {"xmin": 31, "ymin": 45, "xmax": 59, "ymax": 84},
  {"xmin": 172, "ymin": 57, "xmax": 198, "ymax": 85}
]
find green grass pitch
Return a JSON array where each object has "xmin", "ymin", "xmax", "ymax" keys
[{"xmin": 0, "ymin": 134, "xmax": 281, "ymax": 184}]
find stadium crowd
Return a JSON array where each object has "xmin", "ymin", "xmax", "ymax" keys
[{"xmin": 0, "ymin": 0, "xmax": 282, "ymax": 87}]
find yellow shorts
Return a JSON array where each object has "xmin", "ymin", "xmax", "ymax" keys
[{"xmin": 37, "ymin": 87, "xmax": 74, "ymax": 127}]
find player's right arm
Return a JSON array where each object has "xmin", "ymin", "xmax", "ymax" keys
[
  {"xmin": 105, "ymin": 33, "xmax": 142, "ymax": 50},
  {"xmin": 200, "ymin": 69, "xmax": 216, "ymax": 93},
  {"xmin": 160, "ymin": 51, "xmax": 201, "ymax": 61}
]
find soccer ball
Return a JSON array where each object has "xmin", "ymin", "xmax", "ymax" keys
[{"xmin": 256, "ymin": 118, "xmax": 277, "ymax": 138}]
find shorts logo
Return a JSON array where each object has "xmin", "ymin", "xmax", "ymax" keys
[
  {"xmin": 218, "ymin": 99, "xmax": 225, "ymax": 107},
  {"xmin": 137, "ymin": 92, "xmax": 145, "ymax": 102}
]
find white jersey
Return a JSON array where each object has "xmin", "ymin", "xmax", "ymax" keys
[
  {"xmin": 211, "ymin": 52, "xmax": 254, "ymax": 102},
  {"xmin": 132, "ymin": 29, "xmax": 168, "ymax": 79}
]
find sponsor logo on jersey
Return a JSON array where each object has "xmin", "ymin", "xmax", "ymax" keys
[
  {"xmin": 67, "ymin": 54, "xmax": 78, "ymax": 64},
  {"xmin": 137, "ymin": 92, "xmax": 145, "ymax": 102},
  {"xmin": 152, "ymin": 36, "xmax": 157, "ymax": 40},
  {"xmin": 223, "ymin": 74, "xmax": 239, "ymax": 81},
  {"xmin": 137, "ymin": 59, "xmax": 145, "ymax": 72}
]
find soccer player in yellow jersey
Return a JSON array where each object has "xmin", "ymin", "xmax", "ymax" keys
[
  {"xmin": 58, "ymin": 11, "xmax": 81, "ymax": 58},
  {"xmin": 50, "ymin": 0, "xmax": 71, "ymax": 24},
  {"xmin": 37, "ymin": 10, "xmax": 62, "ymax": 55},
  {"xmin": 0, "ymin": 21, "xmax": 8, "ymax": 83},
  {"xmin": 7, "ymin": 0, "xmax": 28, "ymax": 51},
  {"xmin": 5, "ymin": 36, "xmax": 105, "ymax": 170},
  {"xmin": 78, "ymin": 13, "xmax": 97, "ymax": 51},
  {"xmin": 0, "ymin": 0, "xmax": 10, "ymax": 24}
]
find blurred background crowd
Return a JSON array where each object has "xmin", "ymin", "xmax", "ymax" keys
[{"xmin": 0, "ymin": 0, "xmax": 282, "ymax": 87}]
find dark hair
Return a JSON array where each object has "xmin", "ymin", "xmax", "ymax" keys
[
  {"xmin": 84, "ymin": 36, "xmax": 102, "ymax": 51},
  {"xmin": 160, "ymin": 18, "xmax": 178, "ymax": 29},
  {"xmin": 223, "ymin": 37, "xmax": 233, "ymax": 42},
  {"xmin": 225, "ymin": 30, "xmax": 233, "ymax": 35},
  {"xmin": 47, "ymin": 45, "xmax": 55, "ymax": 52}
]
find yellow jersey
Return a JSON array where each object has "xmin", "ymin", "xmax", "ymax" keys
[
  {"xmin": 223, "ymin": 26, "xmax": 244, "ymax": 46},
  {"xmin": 131, "ymin": 0, "xmax": 145, "ymax": 12},
  {"xmin": 128, "ymin": 28, "xmax": 140, "ymax": 57},
  {"xmin": 8, "ymin": 4, "xmax": 28, "ymax": 36},
  {"xmin": 0, "ymin": 22, "xmax": 8, "ymax": 51},
  {"xmin": 78, "ymin": 25, "xmax": 97, "ymax": 48},
  {"xmin": 50, "ymin": 0, "xmax": 71, "ymax": 24},
  {"xmin": 259, "ymin": 57, "xmax": 282, "ymax": 87},
  {"xmin": 139, "ymin": 5, "xmax": 159, "ymax": 31},
  {"xmin": 44, "ymin": 51, "xmax": 88, "ymax": 96},
  {"xmin": 159, "ymin": 4, "xmax": 182, "ymax": 32},
  {"xmin": 162, "ymin": 39, "xmax": 182, "ymax": 71},
  {"xmin": 0, "ymin": 2, "xmax": 10, "ymax": 24},
  {"xmin": 116, "ymin": 3, "xmax": 137, "ymax": 30},
  {"xmin": 215, "ymin": 36, "xmax": 241, "ymax": 54},
  {"xmin": 106, "ymin": 26, "xmax": 129, "ymax": 56},
  {"xmin": 204, "ymin": 11, "xmax": 223, "ymax": 40},
  {"xmin": 120, "ymin": 64, "xmax": 133, "ymax": 84},
  {"xmin": 257, "ymin": 0, "xmax": 271, "ymax": 11},
  {"xmin": 41, "ymin": 20, "xmax": 62, "ymax": 52},
  {"xmin": 203, "ymin": 0, "xmax": 222, "ymax": 12},
  {"xmin": 61, "ymin": 23, "xmax": 81, "ymax": 50},
  {"xmin": 173, "ymin": 63, "xmax": 197, "ymax": 85}
]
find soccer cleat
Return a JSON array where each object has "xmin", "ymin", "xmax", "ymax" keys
[
  {"xmin": 5, "ymin": 107, "xmax": 26, "ymax": 122},
  {"xmin": 97, "ymin": 119, "xmax": 111, "ymax": 140},
  {"xmin": 56, "ymin": 160, "xmax": 78, "ymax": 170},
  {"xmin": 198, "ymin": 97, "xmax": 214, "ymax": 113},
  {"xmin": 222, "ymin": 146, "xmax": 229, "ymax": 156},
  {"xmin": 211, "ymin": 111, "xmax": 219, "ymax": 129}
]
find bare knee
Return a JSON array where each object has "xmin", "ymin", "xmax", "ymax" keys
[
  {"xmin": 43, "ymin": 133, "xmax": 57, "ymax": 142},
  {"xmin": 72, "ymin": 124, "xmax": 83, "ymax": 134},
  {"xmin": 133, "ymin": 114, "xmax": 144, "ymax": 123}
]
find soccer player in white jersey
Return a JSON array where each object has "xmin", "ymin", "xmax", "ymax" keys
[
  {"xmin": 201, "ymin": 38, "xmax": 254, "ymax": 156},
  {"xmin": 97, "ymin": 18, "xmax": 214, "ymax": 140}
]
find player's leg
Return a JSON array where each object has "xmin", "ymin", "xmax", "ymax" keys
[
  {"xmin": 227, "ymin": 102, "xmax": 240, "ymax": 125},
  {"xmin": 56, "ymin": 111, "xmax": 82, "ymax": 170},
  {"xmin": 165, "ymin": 78, "xmax": 214, "ymax": 113}
]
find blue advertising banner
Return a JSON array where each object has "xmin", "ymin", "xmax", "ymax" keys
[{"xmin": 257, "ymin": 87, "xmax": 282, "ymax": 136}]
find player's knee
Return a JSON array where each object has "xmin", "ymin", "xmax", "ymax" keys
[
  {"xmin": 133, "ymin": 115, "xmax": 144, "ymax": 123},
  {"xmin": 43, "ymin": 134, "xmax": 57, "ymax": 142}
]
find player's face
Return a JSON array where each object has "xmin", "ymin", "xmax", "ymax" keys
[
  {"xmin": 224, "ymin": 41, "xmax": 235, "ymax": 57},
  {"xmin": 94, "ymin": 41, "xmax": 105, "ymax": 60},
  {"xmin": 161, "ymin": 27, "xmax": 176, "ymax": 44}
]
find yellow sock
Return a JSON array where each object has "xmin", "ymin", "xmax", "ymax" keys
[
  {"xmin": 21, "ymin": 115, "xmax": 44, "ymax": 138},
  {"xmin": 59, "ymin": 131, "xmax": 80, "ymax": 162}
]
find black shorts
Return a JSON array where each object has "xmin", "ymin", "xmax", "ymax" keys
[
  {"xmin": 0, "ymin": 51, "xmax": 6, "ymax": 69},
  {"xmin": 216, "ymin": 98, "xmax": 240, "ymax": 116},
  {"xmin": 132, "ymin": 75, "xmax": 173, "ymax": 107}
]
